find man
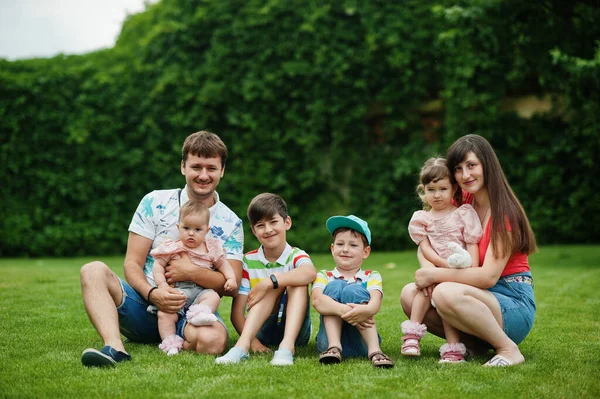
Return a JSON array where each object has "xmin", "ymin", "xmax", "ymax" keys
[{"xmin": 80, "ymin": 131, "xmax": 243, "ymax": 367}]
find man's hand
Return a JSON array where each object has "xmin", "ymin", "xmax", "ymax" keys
[
  {"xmin": 165, "ymin": 253, "xmax": 194, "ymax": 284},
  {"xmin": 150, "ymin": 285, "xmax": 186, "ymax": 313}
]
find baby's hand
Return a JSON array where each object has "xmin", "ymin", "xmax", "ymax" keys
[
  {"xmin": 224, "ymin": 278, "xmax": 237, "ymax": 292},
  {"xmin": 447, "ymin": 242, "xmax": 472, "ymax": 269}
]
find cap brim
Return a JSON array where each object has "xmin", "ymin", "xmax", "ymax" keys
[{"xmin": 326, "ymin": 216, "xmax": 367, "ymax": 240}]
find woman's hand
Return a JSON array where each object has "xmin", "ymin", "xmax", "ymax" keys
[{"xmin": 415, "ymin": 267, "xmax": 437, "ymax": 290}]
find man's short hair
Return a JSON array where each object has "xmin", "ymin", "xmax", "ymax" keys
[
  {"xmin": 182, "ymin": 131, "xmax": 228, "ymax": 167},
  {"xmin": 247, "ymin": 193, "xmax": 289, "ymax": 226}
]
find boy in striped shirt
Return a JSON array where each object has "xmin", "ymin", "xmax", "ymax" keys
[
  {"xmin": 215, "ymin": 193, "xmax": 317, "ymax": 365},
  {"xmin": 311, "ymin": 215, "xmax": 394, "ymax": 368}
]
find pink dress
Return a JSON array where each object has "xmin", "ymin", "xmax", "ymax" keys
[
  {"xmin": 408, "ymin": 204, "xmax": 483, "ymax": 258},
  {"xmin": 151, "ymin": 237, "xmax": 226, "ymax": 271}
]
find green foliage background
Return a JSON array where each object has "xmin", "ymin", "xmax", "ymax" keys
[{"xmin": 1, "ymin": 0, "xmax": 599, "ymax": 257}]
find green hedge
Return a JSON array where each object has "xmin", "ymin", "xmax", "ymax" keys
[{"xmin": 1, "ymin": 0, "xmax": 599, "ymax": 257}]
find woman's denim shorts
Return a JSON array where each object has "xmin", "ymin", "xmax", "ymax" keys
[{"xmin": 488, "ymin": 272, "xmax": 536, "ymax": 344}]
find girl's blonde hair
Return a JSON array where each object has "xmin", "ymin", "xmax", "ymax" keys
[{"xmin": 416, "ymin": 157, "xmax": 456, "ymax": 211}]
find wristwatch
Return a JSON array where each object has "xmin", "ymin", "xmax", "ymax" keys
[{"xmin": 269, "ymin": 274, "xmax": 279, "ymax": 289}]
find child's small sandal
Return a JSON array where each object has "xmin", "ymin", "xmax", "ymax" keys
[
  {"xmin": 369, "ymin": 351, "xmax": 394, "ymax": 368},
  {"xmin": 401, "ymin": 335, "xmax": 421, "ymax": 356},
  {"xmin": 319, "ymin": 346, "xmax": 342, "ymax": 364},
  {"xmin": 439, "ymin": 343, "xmax": 466, "ymax": 364}
]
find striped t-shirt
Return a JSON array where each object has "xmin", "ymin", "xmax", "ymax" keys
[
  {"xmin": 312, "ymin": 268, "xmax": 383, "ymax": 296},
  {"xmin": 239, "ymin": 243, "xmax": 312, "ymax": 296}
]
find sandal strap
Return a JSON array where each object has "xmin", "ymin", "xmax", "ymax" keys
[{"xmin": 402, "ymin": 334, "xmax": 421, "ymax": 342}]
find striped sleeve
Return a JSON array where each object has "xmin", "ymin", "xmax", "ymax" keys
[
  {"xmin": 365, "ymin": 270, "xmax": 383, "ymax": 295},
  {"xmin": 311, "ymin": 270, "xmax": 329, "ymax": 292},
  {"xmin": 292, "ymin": 249, "xmax": 311, "ymax": 269},
  {"xmin": 238, "ymin": 258, "xmax": 251, "ymax": 296}
]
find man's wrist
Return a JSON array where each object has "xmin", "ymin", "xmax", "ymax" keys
[{"xmin": 147, "ymin": 286, "xmax": 158, "ymax": 302}]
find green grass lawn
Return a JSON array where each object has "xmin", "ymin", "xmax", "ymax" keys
[{"xmin": 1, "ymin": 245, "xmax": 599, "ymax": 398}]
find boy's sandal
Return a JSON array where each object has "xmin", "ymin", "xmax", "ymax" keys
[
  {"xmin": 319, "ymin": 346, "xmax": 342, "ymax": 364},
  {"xmin": 369, "ymin": 351, "xmax": 394, "ymax": 368},
  {"xmin": 401, "ymin": 335, "xmax": 421, "ymax": 356}
]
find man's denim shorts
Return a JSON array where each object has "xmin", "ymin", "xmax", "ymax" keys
[
  {"xmin": 117, "ymin": 277, "xmax": 227, "ymax": 343},
  {"xmin": 488, "ymin": 272, "xmax": 536, "ymax": 344}
]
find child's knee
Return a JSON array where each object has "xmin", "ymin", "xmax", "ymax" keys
[
  {"xmin": 340, "ymin": 284, "xmax": 370, "ymax": 304},
  {"xmin": 322, "ymin": 279, "xmax": 346, "ymax": 300}
]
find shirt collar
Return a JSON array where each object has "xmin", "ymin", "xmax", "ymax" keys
[
  {"xmin": 331, "ymin": 267, "xmax": 368, "ymax": 281},
  {"xmin": 257, "ymin": 243, "xmax": 292, "ymax": 265}
]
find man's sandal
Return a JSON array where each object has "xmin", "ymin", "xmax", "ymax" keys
[
  {"xmin": 319, "ymin": 346, "xmax": 342, "ymax": 364},
  {"xmin": 369, "ymin": 351, "xmax": 394, "ymax": 368}
]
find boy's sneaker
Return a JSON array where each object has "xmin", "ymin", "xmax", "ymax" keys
[
  {"xmin": 215, "ymin": 346, "xmax": 249, "ymax": 364},
  {"xmin": 270, "ymin": 348, "xmax": 294, "ymax": 366},
  {"xmin": 81, "ymin": 346, "xmax": 131, "ymax": 367}
]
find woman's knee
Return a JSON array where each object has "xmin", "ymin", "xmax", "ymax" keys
[{"xmin": 431, "ymin": 282, "xmax": 465, "ymax": 311}]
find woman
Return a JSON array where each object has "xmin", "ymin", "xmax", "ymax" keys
[{"xmin": 400, "ymin": 134, "xmax": 537, "ymax": 366}]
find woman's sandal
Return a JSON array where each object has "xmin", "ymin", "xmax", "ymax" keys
[
  {"xmin": 319, "ymin": 346, "xmax": 342, "ymax": 364},
  {"xmin": 369, "ymin": 351, "xmax": 395, "ymax": 368}
]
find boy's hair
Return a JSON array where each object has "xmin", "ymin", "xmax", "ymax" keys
[
  {"xmin": 247, "ymin": 193, "xmax": 288, "ymax": 226},
  {"xmin": 182, "ymin": 131, "xmax": 228, "ymax": 168},
  {"xmin": 332, "ymin": 228, "xmax": 369, "ymax": 248},
  {"xmin": 179, "ymin": 201, "xmax": 210, "ymax": 225},
  {"xmin": 416, "ymin": 157, "xmax": 457, "ymax": 211}
]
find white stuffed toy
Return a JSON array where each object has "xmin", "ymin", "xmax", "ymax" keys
[{"xmin": 447, "ymin": 242, "xmax": 472, "ymax": 269}]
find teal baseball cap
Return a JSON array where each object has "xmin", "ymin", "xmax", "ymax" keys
[{"xmin": 326, "ymin": 215, "xmax": 371, "ymax": 245}]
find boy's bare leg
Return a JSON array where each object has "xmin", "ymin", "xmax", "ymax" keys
[
  {"xmin": 322, "ymin": 315, "xmax": 343, "ymax": 350},
  {"xmin": 80, "ymin": 261, "xmax": 127, "ymax": 353},
  {"xmin": 359, "ymin": 325, "xmax": 381, "ymax": 354},
  {"xmin": 278, "ymin": 286, "xmax": 308, "ymax": 353},
  {"xmin": 234, "ymin": 289, "xmax": 280, "ymax": 352}
]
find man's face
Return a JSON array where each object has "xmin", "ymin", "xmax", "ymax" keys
[{"xmin": 181, "ymin": 154, "xmax": 223, "ymax": 202}]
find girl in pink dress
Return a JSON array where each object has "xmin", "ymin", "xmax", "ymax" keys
[
  {"xmin": 150, "ymin": 201, "xmax": 237, "ymax": 355},
  {"xmin": 402, "ymin": 157, "xmax": 483, "ymax": 363}
]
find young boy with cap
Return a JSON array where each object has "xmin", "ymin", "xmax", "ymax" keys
[{"xmin": 311, "ymin": 215, "xmax": 394, "ymax": 368}]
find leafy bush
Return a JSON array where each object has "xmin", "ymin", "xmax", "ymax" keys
[{"xmin": 1, "ymin": 0, "xmax": 598, "ymax": 256}]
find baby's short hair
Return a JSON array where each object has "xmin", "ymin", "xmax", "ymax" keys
[
  {"xmin": 179, "ymin": 201, "xmax": 210, "ymax": 224},
  {"xmin": 247, "ymin": 193, "xmax": 288, "ymax": 226}
]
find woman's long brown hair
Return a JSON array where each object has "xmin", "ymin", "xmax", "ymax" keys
[{"xmin": 447, "ymin": 134, "xmax": 537, "ymax": 258}]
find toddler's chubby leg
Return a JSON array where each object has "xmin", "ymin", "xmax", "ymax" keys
[{"xmin": 157, "ymin": 311, "xmax": 183, "ymax": 356}]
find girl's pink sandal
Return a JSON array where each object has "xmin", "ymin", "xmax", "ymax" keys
[
  {"xmin": 439, "ymin": 342, "xmax": 466, "ymax": 363},
  {"xmin": 401, "ymin": 321, "xmax": 427, "ymax": 356}
]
